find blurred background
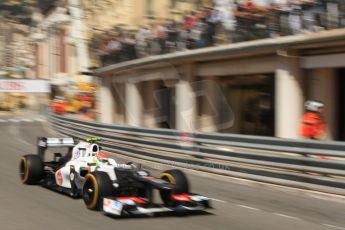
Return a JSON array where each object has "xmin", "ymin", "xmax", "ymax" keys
[
  {"xmin": 2, "ymin": 2, "xmax": 345, "ymax": 230},
  {"xmin": 1, "ymin": 0, "xmax": 345, "ymax": 139}
]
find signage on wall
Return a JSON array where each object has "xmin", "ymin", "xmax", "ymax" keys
[{"xmin": 0, "ymin": 80, "xmax": 50, "ymax": 93}]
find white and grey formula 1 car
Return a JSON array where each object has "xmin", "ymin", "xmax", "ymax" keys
[{"xmin": 19, "ymin": 137, "xmax": 210, "ymax": 216}]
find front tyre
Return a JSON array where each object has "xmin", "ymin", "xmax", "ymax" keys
[
  {"xmin": 159, "ymin": 169, "xmax": 190, "ymax": 205},
  {"xmin": 19, "ymin": 155, "xmax": 44, "ymax": 185},
  {"xmin": 82, "ymin": 171, "xmax": 115, "ymax": 210}
]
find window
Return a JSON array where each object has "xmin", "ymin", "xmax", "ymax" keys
[
  {"xmin": 171, "ymin": 0, "xmax": 177, "ymax": 9},
  {"xmin": 146, "ymin": 0, "xmax": 154, "ymax": 16}
]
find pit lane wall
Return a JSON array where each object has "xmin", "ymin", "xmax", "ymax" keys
[
  {"xmin": 50, "ymin": 113, "xmax": 345, "ymax": 196},
  {"xmin": 94, "ymin": 29, "xmax": 345, "ymax": 141}
]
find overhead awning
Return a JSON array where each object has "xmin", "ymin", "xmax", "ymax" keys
[{"xmin": 301, "ymin": 53, "xmax": 345, "ymax": 69}]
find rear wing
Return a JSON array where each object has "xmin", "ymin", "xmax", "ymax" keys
[{"xmin": 38, "ymin": 137, "xmax": 75, "ymax": 148}]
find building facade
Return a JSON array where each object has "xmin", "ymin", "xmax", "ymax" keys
[
  {"xmin": 95, "ymin": 28, "xmax": 345, "ymax": 140},
  {"xmin": 31, "ymin": 0, "xmax": 202, "ymax": 79},
  {"xmin": 29, "ymin": 0, "xmax": 345, "ymax": 140}
]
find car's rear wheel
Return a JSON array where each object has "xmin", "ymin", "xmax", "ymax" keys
[
  {"xmin": 159, "ymin": 169, "xmax": 190, "ymax": 205},
  {"xmin": 19, "ymin": 155, "xmax": 44, "ymax": 185},
  {"xmin": 82, "ymin": 171, "xmax": 115, "ymax": 210}
]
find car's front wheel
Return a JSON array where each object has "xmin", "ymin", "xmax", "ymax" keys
[
  {"xmin": 159, "ymin": 169, "xmax": 190, "ymax": 205},
  {"xmin": 82, "ymin": 171, "xmax": 115, "ymax": 210}
]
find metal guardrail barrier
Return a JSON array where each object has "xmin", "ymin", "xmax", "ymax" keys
[{"xmin": 49, "ymin": 113, "xmax": 345, "ymax": 196}]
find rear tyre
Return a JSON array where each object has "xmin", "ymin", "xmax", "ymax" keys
[
  {"xmin": 19, "ymin": 155, "xmax": 44, "ymax": 185},
  {"xmin": 82, "ymin": 171, "xmax": 115, "ymax": 210},
  {"xmin": 159, "ymin": 169, "xmax": 190, "ymax": 205}
]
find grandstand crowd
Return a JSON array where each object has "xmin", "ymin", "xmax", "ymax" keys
[{"xmin": 94, "ymin": 0, "xmax": 345, "ymax": 66}]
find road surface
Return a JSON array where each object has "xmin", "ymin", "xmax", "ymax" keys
[{"xmin": 1, "ymin": 116, "xmax": 345, "ymax": 230}]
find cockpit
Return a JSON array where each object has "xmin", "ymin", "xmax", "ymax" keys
[{"xmin": 72, "ymin": 142, "xmax": 101, "ymax": 159}]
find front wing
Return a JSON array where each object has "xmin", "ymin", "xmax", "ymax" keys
[{"xmin": 103, "ymin": 194, "xmax": 210, "ymax": 216}]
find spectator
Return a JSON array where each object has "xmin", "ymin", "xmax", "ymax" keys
[
  {"xmin": 153, "ymin": 19, "xmax": 168, "ymax": 54},
  {"xmin": 119, "ymin": 31, "xmax": 137, "ymax": 61},
  {"xmin": 184, "ymin": 11, "xmax": 197, "ymax": 31},
  {"xmin": 97, "ymin": 33, "xmax": 122, "ymax": 66},
  {"xmin": 214, "ymin": 0, "xmax": 237, "ymax": 44},
  {"xmin": 135, "ymin": 24, "xmax": 152, "ymax": 58},
  {"xmin": 94, "ymin": 0, "xmax": 345, "ymax": 67},
  {"xmin": 204, "ymin": 7, "xmax": 219, "ymax": 47},
  {"xmin": 301, "ymin": 0, "xmax": 320, "ymax": 32},
  {"xmin": 106, "ymin": 33, "xmax": 122, "ymax": 63},
  {"xmin": 289, "ymin": 3, "xmax": 303, "ymax": 35},
  {"xmin": 97, "ymin": 34, "xmax": 111, "ymax": 65},
  {"xmin": 190, "ymin": 11, "xmax": 207, "ymax": 49},
  {"xmin": 268, "ymin": 3, "xmax": 282, "ymax": 37},
  {"xmin": 176, "ymin": 22, "xmax": 189, "ymax": 51},
  {"xmin": 166, "ymin": 19, "xmax": 179, "ymax": 52}
]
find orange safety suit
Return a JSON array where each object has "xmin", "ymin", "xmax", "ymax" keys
[
  {"xmin": 299, "ymin": 112, "xmax": 326, "ymax": 139},
  {"xmin": 51, "ymin": 101, "xmax": 66, "ymax": 115}
]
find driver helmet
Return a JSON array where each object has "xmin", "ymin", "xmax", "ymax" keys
[{"xmin": 90, "ymin": 143, "xmax": 100, "ymax": 156}]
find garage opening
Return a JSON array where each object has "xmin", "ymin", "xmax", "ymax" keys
[{"xmin": 218, "ymin": 74, "xmax": 275, "ymax": 136}]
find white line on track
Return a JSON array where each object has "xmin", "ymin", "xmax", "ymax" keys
[
  {"xmin": 21, "ymin": 118, "xmax": 32, "ymax": 122},
  {"xmin": 210, "ymin": 198, "xmax": 227, "ymax": 203},
  {"xmin": 16, "ymin": 137, "xmax": 34, "ymax": 147},
  {"xmin": 273, "ymin": 213, "xmax": 300, "ymax": 220},
  {"xmin": 0, "ymin": 119, "xmax": 5, "ymax": 122},
  {"xmin": 8, "ymin": 119, "xmax": 19, "ymax": 122},
  {"xmin": 236, "ymin": 204, "xmax": 260, "ymax": 211},
  {"xmin": 6, "ymin": 121, "xmax": 34, "ymax": 147},
  {"xmin": 322, "ymin": 224, "xmax": 345, "ymax": 230},
  {"xmin": 34, "ymin": 118, "xmax": 45, "ymax": 122}
]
